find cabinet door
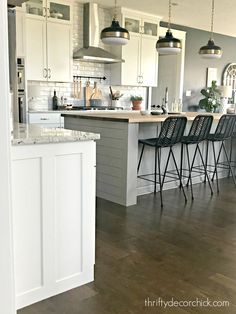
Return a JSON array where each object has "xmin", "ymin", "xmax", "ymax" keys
[
  {"xmin": 48, "ymin": 0, "xmax": 72, "ymax": 23},
  {"xmin": 121, "ymin": 33, "xmax": 140, "ymax": 86},
  {"xmin": 15, "ymin": 9, "xmax": 26, "ymax": 57},
  {"xmin": 47, "ymin": 22, "xmax": 72, "ymax": 82},
  {"xmin": 140, "ymin": 35, "xmax": 158, "ymax": 87},
  {"xmin": 25, "ymin": 18, "xmax": 47, "ymax": 81}
]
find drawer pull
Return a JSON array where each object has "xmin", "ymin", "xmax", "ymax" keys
[{"xmin": 40, "ymin": 118, "xmax": 49, "ymax": 121}]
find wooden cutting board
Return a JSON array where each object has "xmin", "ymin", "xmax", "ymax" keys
[
  {"xmin": 91, "ymin": 82, "xmax": 102, "ymax": 100},
  {"xmin": 85, "ymin": 81, "xmax": 94, "ymax": 106}
]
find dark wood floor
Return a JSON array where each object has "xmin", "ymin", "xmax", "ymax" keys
[{"xmin": 19, "ymin": 178, "xmax": 236, "ymax": 314}]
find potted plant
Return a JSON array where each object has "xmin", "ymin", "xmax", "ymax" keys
[
  {"xmin": 130, "ymin": 95, "xmax": 143, "ymax": 110},
  {"xmin": 199, "ymin": 81, "xmax": 221, "ymax": 112}
]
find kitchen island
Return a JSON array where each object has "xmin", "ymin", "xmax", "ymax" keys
[
  {"xmin": 11, "ymin": 124, "xmax": 100, "ymax": 309},
  {"xmin": 62, "ymin": 111, "xmax": 223, "ymax": 207}
]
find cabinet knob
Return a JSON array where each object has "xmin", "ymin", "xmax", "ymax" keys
[
  {"xmin": 48, "ymin": 68, "xmax": 51, "ymax": 79},
  {"xmin": 43, "ymin": 68, "xmax": 48, "ymax": 78},
  {"xmin": 43, "ymin": 7, "xmax": 47, "ymax": 17}
]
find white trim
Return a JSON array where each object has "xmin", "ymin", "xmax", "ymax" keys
[
  {"xmin": 0, "ymin": 1, "xmax": 16, "ymax": 314},
  {"xmin": 158, "ymin": 27, "xmax": 186, "ymax": 101}
]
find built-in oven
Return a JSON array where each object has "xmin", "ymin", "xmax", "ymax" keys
[{"xmin": 16, "ymin": 58, "xmax": 26, "ymax": 123}]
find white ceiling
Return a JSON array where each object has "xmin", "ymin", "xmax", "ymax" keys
[{"xmin": 80, "ymin": 0, "xmax": 236, "ymax": 38}]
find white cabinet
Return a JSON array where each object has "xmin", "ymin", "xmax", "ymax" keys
[
  {"xmin": 110, "ymin": 8, "xmax": 161, "ymax": 87},
  {"xmin": 12, "ymin": 140, "xmax": 96, "ymax": 309},
  {"xmin": 28, "ymin": 112, "xmax": 64, "ymax": 127},
  {"xmin": 15, "ymin": 8, "xmax": 26, "ymax": 57},
  {"xmin": 25, "ymin": 0, "xmax": 72, "ymax": 82},
  {"xmin": 25, "ymin": 18, "xmax": 46, "ymax": 81},
  {"xmin": 24, "ymin": 0, "xmax": 72, "ymax": 22}
]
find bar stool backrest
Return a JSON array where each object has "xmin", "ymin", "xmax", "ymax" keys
[
  {"xmin": 187, "ymin": 115, "xmax": 213, "ymax": 143},
  {"xmin": 212, "ymin": 114, "xmax": 236, "ymax": 141},
  {"xmin": 157, "ymin": 116, "xmax": 187, "ymax": 147}
]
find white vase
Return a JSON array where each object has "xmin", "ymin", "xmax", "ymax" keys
[
  {"xmin": 220, "ymin": 98, "xmax": 229, "ymax": 114},
  {"xmin": 111, "ymin": 100, "xmax": 120, "ymax": 107}
]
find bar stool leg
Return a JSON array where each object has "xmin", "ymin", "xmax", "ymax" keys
[
  {"xmin": 228, "ymin": 137, "xmax": 233, "ymax": 177},
  {"xmin": 179, "ymin": 143, "xmax": 184, "ymax": 189},
  {"xmin": 204, "ymin": 140, "xmax": 209, "ymax": 183},
  {"xmin": 154, "ymin": 146, "xmax": 157, "ymax": 194},
  {"xmin": 157, "ymin": 148, "xmax": 163, "ymax": 207},
  {"xmin": 137, "ymin": 144, "xmax": 145, "ymax": 173},
  {"xmin": 222, "ymin": 142, "xmax": 236, "ymax": 186},
  {"xmin": 186, "ymin": 144, "xmax": 194, "ymax": 200},
  {"xmin": 212, "ymin": 142, "xmax": 223, "ymax": 182},
  {"xmin": 186, "ymin": 145, "xmax": 198, "ymax": 187},
  {"xmin": 170, "ymin": 147, "xmax": 187, "ymax": 203},
  {"xmin": 196, "ymin": 144, "xmax": 213, "ymax": 195},
  {"xmin": 212, "ymin": 141, "xmax": 219, "ymax": 193}
]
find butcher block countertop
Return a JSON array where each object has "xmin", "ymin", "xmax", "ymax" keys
[{"xmin": 62, "ymin": 111, "xmax": 223, "ymax": 123}]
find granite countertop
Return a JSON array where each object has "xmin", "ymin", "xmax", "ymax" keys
[
  {"xmin": 12, "ymin": 123, "xmax": 100, "ymax": 146},
  {"xmin": 61, "ymin": 111, "xmax": 223, "ymax": 123}
]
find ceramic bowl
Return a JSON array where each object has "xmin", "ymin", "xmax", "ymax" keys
[{"xmin": 140, "ymin": 110, "xmax": 150, "ymax": 115}]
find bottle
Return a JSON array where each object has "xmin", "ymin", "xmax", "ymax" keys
[
  {"xmin": 164, "ymin": 87, "xmax": 169, "ymax": 113},
  {"xmin": 52, "ymin": 90, "xmax": 58, "ymax": 110}
]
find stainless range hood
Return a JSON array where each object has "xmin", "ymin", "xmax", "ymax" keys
[
  {"xmin": 73, "ymin": 3, "xmax": 124, "ymax": 64},
  {"xmin": 7, "ymin": 0, "xmax": 27, "ymax": 7}
]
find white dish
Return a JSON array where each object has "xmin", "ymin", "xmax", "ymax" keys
[
  {"xmin": 140, "ymin": 110, "xmax": 150, "ymax": 115},
  {"xmin": 50, "ymin": 12, "xmax": 63, "ymax": 19}
]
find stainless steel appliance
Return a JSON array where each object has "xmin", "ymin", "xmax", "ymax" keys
[
  {"xmin": 8, "ymin": 9, "xmax": 27, "ymax": 123},
  {"xmin": 73, "ymin": 3, "xmax": 124, "ymax": 64}
]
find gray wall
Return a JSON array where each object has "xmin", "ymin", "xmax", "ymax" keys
[{"xmin": 161, "ymin": 22, "xmax": 236, "ymax": 111}]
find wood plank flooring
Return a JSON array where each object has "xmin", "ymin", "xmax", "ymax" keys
[{"xmin": 19, "ymin": 178, "xmax": 236, "ymax": 314}]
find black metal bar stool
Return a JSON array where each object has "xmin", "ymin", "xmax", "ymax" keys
[
  {"xmin": 137, "ymin": 116, "xmax": 187, "ymax": 207},
  {"xmin": 207, "ymin": 114, "xmax": 236, "ymax": 193},
  {"xmin": 180, "ymin": 115, "xmax": 214, "ymax": 200}
]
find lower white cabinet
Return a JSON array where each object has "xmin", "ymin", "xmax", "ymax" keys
[
  {"xmin": 28, "ymin": 112, "xmax": 64, "ymax": 127},
  {"xmin": 12, "ymin": 140, "xmax": 96, "ymax": 309}
]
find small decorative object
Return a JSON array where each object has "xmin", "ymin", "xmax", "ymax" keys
[
  {"xmin": 199, "ymin": 80, "xmax": 221, "ymax": 112},
  {"xmin": 151, "ymin": 105, "xmax": 163, "ymax": 115},
  {"xmin": 130, "ymin": 96, "xmax": 143, "ymax": 110},
  {"xmin": 109, "ymin": 86, "xmax": 123, "ymax": 107},
  {"xmin": 219, "ymin": 85, "xmax": 232, "ymax": 113},
  {"xmin": 207, "ymin": 68, "xmax": 217, "ymax": 87}
]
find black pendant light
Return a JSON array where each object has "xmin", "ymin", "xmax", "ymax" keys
[
  {"xmin": 199, "ymin": 0, "xmax": 222, "ymax": 59},
  {"xmin": 101, "ymin": 0, "xmax": 130, "ymax": 45},
  {"xmin": 156, "ymin": 0, "xmax": 181, "ymax": 55}
]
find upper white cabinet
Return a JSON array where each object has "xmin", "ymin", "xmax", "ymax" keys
[
  {"xmin": 23, "ymin": 0, "xmax": 72, "ymax": 23},
  {"xmin": 15, "ymin": 8, "xmax": 26, "ymax": 57},
  {"xmin": 110, "ymin": 8, "xmax": 161, "ymax": 87},
  {"xmin": 24, "ymin": 0, "xmax": 72, "ymax": 82}
]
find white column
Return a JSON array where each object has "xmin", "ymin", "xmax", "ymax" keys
[{"xmin": 0, "ymin": 1, "xmax": 16, "ymax": 314}]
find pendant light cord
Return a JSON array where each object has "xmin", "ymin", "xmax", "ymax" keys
[
  {"xmin": 113, "ymin": 0, "xmax": 117, "ymax": 21},
  {"xmin": 210, "ymin": 0, "xmax": 215, "ymax": 40},
  {"xmin": 168, "ymin": 0, "xmax": 172, "ymax": 31}
]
